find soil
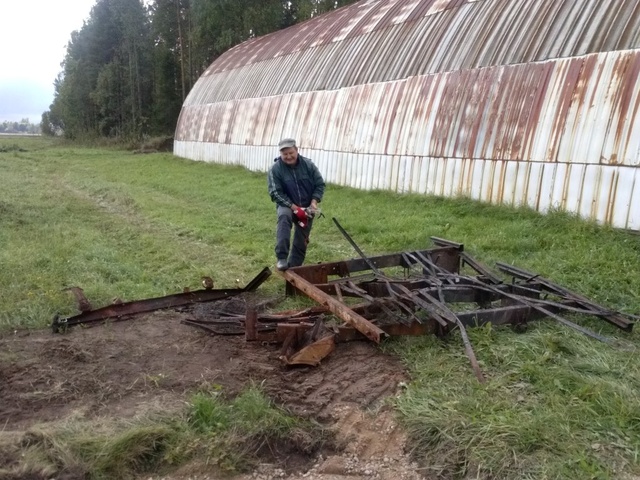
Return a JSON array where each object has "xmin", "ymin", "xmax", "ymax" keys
[{"xmin": 0, "ymin": 296, "xmax": 428, "ymax": 479}]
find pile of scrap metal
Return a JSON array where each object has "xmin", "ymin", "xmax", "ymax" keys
[
  {"xmin": 52, "ymin": 224, "xmax": 635, "ymax": 380},
  {"xmin": 181, "ymin": 231, "xmax": 636, "ymax": 378}
]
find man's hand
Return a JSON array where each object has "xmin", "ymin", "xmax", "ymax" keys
[
  {"xmin": 306, "ymin": 206, "xmax": 317, "ymax": 217},
  {"xmin": 306, "ymin": 200, "xmax": 319, "ymax": 217}
]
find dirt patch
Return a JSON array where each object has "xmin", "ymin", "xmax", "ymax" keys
[
  {"xmin": 1, "ymin": 304, "xmax": 405, "ymax": 430},
  {"xmin": 150, "ymin": 405, "xmax": 428, "ymax": 480},
  {"xmin": 0, "ymin": 296, "xmax": 420, "ymax": 478}
]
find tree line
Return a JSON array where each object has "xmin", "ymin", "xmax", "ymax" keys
[
  {"xmin": 42, "ymin": 0, "xmax": 359, "ymax": 140},
  {"xmin": 1, "ymin": 119, "xmax": 40, "ymax": 135}
]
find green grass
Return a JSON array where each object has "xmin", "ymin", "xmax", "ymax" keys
[
  {"xmin": 386, "ymin": 323, "xmax": 640, "ymax": 479},
  {"xmin": 2, "ymin": 136, "xmax": 640, "ymax": 478},
  {"xmin": 7, "ymin": 385, "xmax": 323, "ymax": 479}
]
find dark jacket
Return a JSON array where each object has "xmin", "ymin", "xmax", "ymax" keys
[{"xmin": 268, "ymin": 155, "xmax": 325, "ymax": 209}]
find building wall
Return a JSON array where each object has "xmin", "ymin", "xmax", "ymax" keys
[{"xmin": 175, "ymin": 0, "xmax": 640, "ymax": 230}]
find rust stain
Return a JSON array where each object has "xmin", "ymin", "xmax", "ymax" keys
[
  {"xmin": 561, "ymin": 163, "xmax": 572, "ymax": 210},
  {"xmin": 606, "ymin": 170, "xmax": 619, "ymax": 225},
  {"xmin": 624, "ymin": 173, "xmax": 637, "ymax": 229},
  {"xmin": 520, "ymin": 162, "xmax": 532, "ymax": 206},
  {"xmin": 510, "ymin": 160, "xmax": 520, "ymax": 205},
  {"xmin": 547, "ymin": 58, "xmax": 584, "ymax": 162},
  {"xmin": 485, "ymin": 160, "xmax": 496, "ymax": 202},
  {"xmin": 496, "ymin": 160, "xmax": 506, "ymax": 203},
  {"xmin": 478, "ymin": 67, "xmax": 504, "ymax": 160},
  {"xmin": 527, "ymin": 63, "xmax": 554, "ymax": 158},
  {"xmin": 616, "ymin": 53, "xmax": 640, "ymax": 162},
  {"xmin": 452, "ymin": 68, "xmax": 481, "ymax": 158},
  {"xmin": 534, "ymin": 163, "xmax": 545, "ymax": 212},
  {"xmin": 382, "ymin": 81, "xmax": 408, "ymax": 155},
  {"xmin": 590, "ymin": 167, "xmax": 603, "ymax": 220}
]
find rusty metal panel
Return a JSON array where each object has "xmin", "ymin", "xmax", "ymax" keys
[
  {"xmin": 491, "ymin": 1, "xmax": 540, "ymax": 67},
  {"xmin": 559, "ymin": 0, "xmax": 600, "ymax": 57},
  {"xmin": 605, "ymin": 1, "xmax": 640, "ymax": 52},
  {"xmin": 601, "ymin": 51, "xmax": 640, "ymax": 166},
  {"xmin": 528, "ymin": 57, "xmax": 582, "ymax": 163},
  {"xmin": 186, "ymin": 50, "xmax": 640, "ymax": 168}
]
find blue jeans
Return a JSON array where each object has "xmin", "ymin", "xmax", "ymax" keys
[{"xmin": 275, "ymin": 206, "xmax": 313, "ymax": 267}]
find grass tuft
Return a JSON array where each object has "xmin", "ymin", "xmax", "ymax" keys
[{"xmin": 10, "ymin": 386, "xmax": 324, "ymax": 479}]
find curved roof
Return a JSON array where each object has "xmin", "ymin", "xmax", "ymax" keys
[{"xmin": 183, "ymin": 0, "xmax": 640, "ymax": 106}]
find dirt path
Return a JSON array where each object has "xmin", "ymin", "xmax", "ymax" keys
[
  {"xmin": 1, "ymin": 301, "xmax": 428, "ymax": 479},
  {"xmin": 232, "ymin": 404, "xmax": 428, "ymax": 480}
]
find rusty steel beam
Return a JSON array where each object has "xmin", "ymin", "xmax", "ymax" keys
[
  {"xmin": 245, "ymin": 309, "xmax": 258, "ymax": 341},
  {"xmin": 315, "ymin": 281, "xmax": 543, "ymax": 304},
  {"xmin": 183, "ymin": 300, "xmax": 571, "ymax": 348},
  {"xmin": 289, "ymin": 246, "xmax": 460, "ymax": 279},
  {"xmin": 354, "ymin": 302, "xmax": 556, "ymax": 330},
  {"xmin": 272, "ymin": 303, "xmax": 556, "ymax": 343},
  {"xmin": 459, "ymin": 274, "xmax": 618, "ymax": 344},
  {"xmin": 279, "ymin": 269, "xmax": 387, "ymax": 344},
  {"xmin": 231, "ymin": 302, "xmax": 558, "ymax": 335},
  {"xmin": 274, "ymin": 321, "xmax": 437, "ymax": 344},
  {"xmin": 496, "ymin": 262, "xmax": 635, "ymax": 332},
  {"xmin": 333, "ymin": 217, "xmax": 384, "ymax": 276},
  {"xmin": 52, "ymin": 267, "xmax": 272, "ymax": 333}
]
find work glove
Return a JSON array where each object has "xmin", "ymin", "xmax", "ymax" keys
[{"xmin": 294, "ymin": 208, "xmax": 308, "ymax": 228}]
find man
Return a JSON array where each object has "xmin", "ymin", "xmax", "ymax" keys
[{"xmin": 267, "ymin": 138, "xmax": 325, "ymax": 271}]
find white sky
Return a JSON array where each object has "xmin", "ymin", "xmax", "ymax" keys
[{"xmin": 0, "ymin": 0, "xmax": 96, "ymax": 123}]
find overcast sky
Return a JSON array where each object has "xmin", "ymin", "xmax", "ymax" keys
[{"xmin": 0, "ymin": 0, "xmax": 96, "ymax": 123}]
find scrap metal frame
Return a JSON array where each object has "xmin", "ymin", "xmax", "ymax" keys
[
  {"xmin": 266, "ymin": 238, "xmax": 635, "ymax": 371},
  {"xmin": 280, "ymin": 240, "xmax": 634, "ymax": 334},
  {"xmin": 51, "ymin": 267, "xmax": 272, "ymax": 333}
]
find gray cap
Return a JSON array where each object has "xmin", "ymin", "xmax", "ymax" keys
[{"xmin": 278, "ymin": 138, "xmax": 297, "ymax": 150}]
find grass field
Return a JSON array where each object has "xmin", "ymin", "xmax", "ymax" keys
[{"xmin": 2, "ymin": 135, "xmax": 640, "ymax": 479}]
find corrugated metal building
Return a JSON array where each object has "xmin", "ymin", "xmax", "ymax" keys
[{"xmin": 174, "ymin": 0, "xmax": 640, "ymax": 230}]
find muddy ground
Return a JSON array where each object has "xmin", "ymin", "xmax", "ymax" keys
[{"xmin": 1, "ymin": 296, "xmax": 430, "ymax": 479}]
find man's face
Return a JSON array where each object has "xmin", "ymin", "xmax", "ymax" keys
[{"xmin": 280, "ymin": 146, "xmax": 298, "ymax": 165}]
